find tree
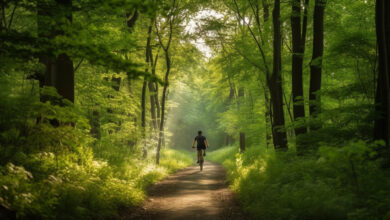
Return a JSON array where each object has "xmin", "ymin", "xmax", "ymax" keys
[
  {"xmin": 38, "ymin": 0, "xmax": 74, "ymax": 103},
  {"xmin": 291, "ymin": 0, "xmax": 309, "ymax": 140},
  {"xmin": 228, "ymin": 0, "xmax": 287, "ymax": 150},
  {"xmin": 270, "ymin": 0, "xmax": 287, "ymax": 150},
  {"xmin": 155, "ymin": 0, "xmax": 176, "ymax": 164},
  {"xmin": 309, "ymin": 0, "xmax": 326, "ymax": 129},
  {"xmin": 141, "ymin": 21, "xmax": 153, "ymax": 158},
  {"xmin": 374, "ymin": 0, "xmax": 390, "ymax": 146},
  {"xmin": 238, "ymin": 87, "xmax": 246, "ymax": 152},
  {"xmin": 148, "ymin": 19, "xmax": 161, "ymax": 133}
]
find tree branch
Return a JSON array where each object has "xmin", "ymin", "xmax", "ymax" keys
[
  {"xmin": 7, "ymin": 2, "xmax": 18, "ymax": 31},
  {"xmin": 232, "ymin": 0, "xmax": 271, "ymax": 77}
]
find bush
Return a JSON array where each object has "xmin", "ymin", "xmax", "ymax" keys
[
  {"xmin": 0, "ymin": 149, "xmax": 192, "ymax": 219},
  {"xmin": 0, "ymin": 85, "xmax": 192, "ymax": 219},
  {"xmin": 209, "ymin": 143, "xmax": 390, "ymax": 219}
]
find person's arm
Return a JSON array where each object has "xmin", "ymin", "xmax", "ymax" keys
[
  {"xmin": 192, "ymin": 139, "xmax": 196, "ymax": 148},
  {"xmin": 204, "ymin": 139, "xmax": 209, "ymax": 148}
]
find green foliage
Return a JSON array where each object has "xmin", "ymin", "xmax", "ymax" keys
[
  {"xmin": 1, "ymin": 0, "xmax": 387, "ymax": 219},
  {"xmin": 0, "ymin": 149, "xmax": 191, "ymax": 219},
  {"xmin": 0, "ymin": 68, "xmax": 192, "ymax": 219},
  {"xmin": 209, "ymin": 143, "xmax": 390, "ymax": 219}
]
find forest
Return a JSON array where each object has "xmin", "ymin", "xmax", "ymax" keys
[{"xmin": 1, "ymin": 0, "xmax": 390, "ymax": 219}]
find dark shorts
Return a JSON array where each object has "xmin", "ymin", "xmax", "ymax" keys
[{"xmin": 197, "ymin": 147, "xmax": 206, "ymax": 151}]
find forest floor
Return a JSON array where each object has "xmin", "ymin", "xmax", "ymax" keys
[{"xmin": 119, "ymin": 161, "xmax": 248, "ymax": 220}]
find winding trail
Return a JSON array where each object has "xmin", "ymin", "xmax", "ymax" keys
[{"xmin": 121, "ymin": 161, "xmax": 247, "ymax": 220}]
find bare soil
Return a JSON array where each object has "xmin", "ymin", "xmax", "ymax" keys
[{"xmin": 119, "ymin": 161, "xmax": 248, "ymax": 220}]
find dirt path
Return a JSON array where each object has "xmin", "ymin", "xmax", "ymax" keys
[{"xmin": 120, "ymin": 161, "xmax": 247, "ymax": 220}]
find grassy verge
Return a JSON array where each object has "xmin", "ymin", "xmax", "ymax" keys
[
  {"xmin": 0, "ymin": 148, "xmax": 192, "ymax": 219},
  {"xmin": 208, "ymin": 143, "xmax": 390, "ymax": 219}
]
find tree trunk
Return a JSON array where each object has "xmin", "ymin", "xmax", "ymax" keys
[
  {"xmin": 37, "ymin": 0, "xmax": 52, "ymax": 90},
  {"xmin": 141, "ymin": 22, "xmax": 153, "ymax": 159},
  {"xmin": 155, "ymin": 10, "xmax": 175, "ymax": 164},
  {"xmin": 374, "ymin": 0, "xmax": 390, "ymax": 145},
  {"xmin": 224, "ymin": 83, "xmax": 236, "ymax": 146},
  {"xmin": 264, "ymin": 91, "xmax": 272, "ymax": 148},
  {"xmin": 55, "ymin": 53, "xmax": 74, "ymax": 102},
  {"xmin": 238, "ymin": 87, "xmax": 245, "ymax": 152},
  {"xmin": 126, "ymin": 9, "xmax": 139, "ymax": 30},
  {"xmin": 239, "ymin": 132, "xmax": 246, "ymax": 152},
  {"xmin": 141, "ymin": 79, "xmax": 147, "ymax": 157},
  {"xmin": 148, "ymin": 82, "xmax": 157, "ymax": 129},
  {"xmin": 146, "ymin": 21, "xmax": 157, "ymax": 131},
  {"xmin": 270, "ymin": 0, "xmax": 288, "ymax": 150},
  {"xmin": 291, "ymin": 0, "xmax": 309, "ymax": 139},
  {"xmin": 0, "ymin": 3, "xmax": 3, "ymax": 33},
  {"xmin": 309, "ymin": 0, "xmax": 326, "ymax": 130},
  {"xmin": 156, "ymin": 51, "xmax": 170, "ymax": 164},
  {"xmin": 37, "ymin": 0, "xmax": 74, "ymax": 104},
  {"xmin": 150, "ymin": 45, "xmax": 161, "ymax": 129},
  {"xmin": 154, "ymin": 84, "xmax": 161, "ymax": 127}
]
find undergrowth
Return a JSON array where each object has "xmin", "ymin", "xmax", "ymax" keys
[
  {"xmin": 0, "ymin": 147, "xmax": 191, "ymax": 219},
  {"xmin": 209, "ymin": 144, "xmax": 390, "ymax": 219},
  {"xmin": 0, "ymin": 84, "xmax": 192, "ymax": 219},
  {"xmin": 0, "ymin": 146, "xmax": 191, "ymax": 219}
]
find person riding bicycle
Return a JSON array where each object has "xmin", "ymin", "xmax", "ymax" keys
[{"xmin": 192, "ymin": 130, "xmax": 209, "ymax": 163}]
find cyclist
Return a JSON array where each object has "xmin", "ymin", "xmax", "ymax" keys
[{"xmin": 192, "ymin": 130, "xmax": 209, "ymax": 163}]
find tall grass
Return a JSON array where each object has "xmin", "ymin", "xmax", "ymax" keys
[
  {"xmin": 0, "ymin": 148, "xmax": 192, "ymax": 219},
  {"xmin": 209, "ymin": 143, "xmax": 390, "ymax": 219},
  {"xmin": 0, "ymin": 73, "xmax": 193, "ymax": 219}
]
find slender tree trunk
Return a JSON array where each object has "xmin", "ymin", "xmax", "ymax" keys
[
  {"xmin": 148, "ymin": 81, "xmax": 157, "ymax": 129},
  {"xmin": 126, "ymin": 9, "xmax": 139, "ymax": 30},
  {"xmin": 0, "ymin": 3, "xmax": 3, "ymax": 33},
  {"xmin": 291, "ymin": 0, "xmax": 309, "ymax": 139},
  {"xmin": 270, "ymin": 0, "xmax": 287, "ymax": 150},
  {"xmin": 238, "ymin": 87, "xmax": 245, "ymax": 152},
  {"xmin": 155, "ymin": 6, "xmax": 175, "ymax": 164},
  {"xmin": 156, "ymin": 52, "xmax": 170, "ymax": 164},
  {"xmin": 239, "ymin": 132, "xmax": 246, "ymax": 152},
  {"xmin": 150, "ymin": 47, "xmax": 161, "ymax": 129},
  {"xmin": 154, "ymin": 84, "xmax": 161, "ymax": 127},
  {"xmin": 146, "ymin": 21, "xmax": 157, "ymax": 131},
  {"xmin": 291, "ymin": 0, "xmax": 310, "ymax": 155},
  {"xmin": 223, "ymin": 83, "xmax": 235, "ymax": 146},
  {"xmin": 309, "ymin": 0, "xmax": 326, "ymax": 130},
  {"xmin": 141, "ymin": 79, "xmax": 147, "ymax": 156},
  {"xmin": 264, "ymin": 90, "xmax": 272, "ymax": 148},
  {"xmin": 141, "ymin": 22, "xmax": 153, "ymax": 159},
  {"xmin": 374, "ymin": 0, "xmax": 390, "ymax": 145}
]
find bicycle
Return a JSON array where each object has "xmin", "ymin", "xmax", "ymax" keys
[
  {"xmin": 193, "ymin": 148, "xmax": 206, "ymax": 171},
  {"xmin": 198, "ymin": 149, "xmax": 205, "ymax": 171}
]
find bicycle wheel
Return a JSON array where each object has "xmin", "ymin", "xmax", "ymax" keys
[{"xmin": 199, "ymin": 150, "xmax": 204, "ymax": 171}]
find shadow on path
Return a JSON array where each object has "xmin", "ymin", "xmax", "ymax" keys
[{"xmin": 119, "ymin": 161, "xmax": 248, "ymax": 220}]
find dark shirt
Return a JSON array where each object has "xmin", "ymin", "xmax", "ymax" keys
[{"xmin": 194, "ymin": 135, "xmax": 206, "ymax": 149}]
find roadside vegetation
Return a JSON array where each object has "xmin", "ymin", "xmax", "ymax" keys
[{"xmin": 209, "ymin": 145, "xmax": 390, "ymax": 219}]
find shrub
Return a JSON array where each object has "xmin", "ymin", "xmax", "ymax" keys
[{"xmin": 209, "ymin": 142, "xmax": 390, "ymax": 219}]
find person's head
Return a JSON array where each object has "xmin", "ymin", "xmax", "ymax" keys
[{"xmin": 198, "ymin": 130, "xmax": 202, "ymax": 136}]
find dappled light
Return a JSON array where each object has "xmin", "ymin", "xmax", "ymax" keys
[{"xmin": 1, "ymin": 0, "xmax": 390, "ymax": 219}]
